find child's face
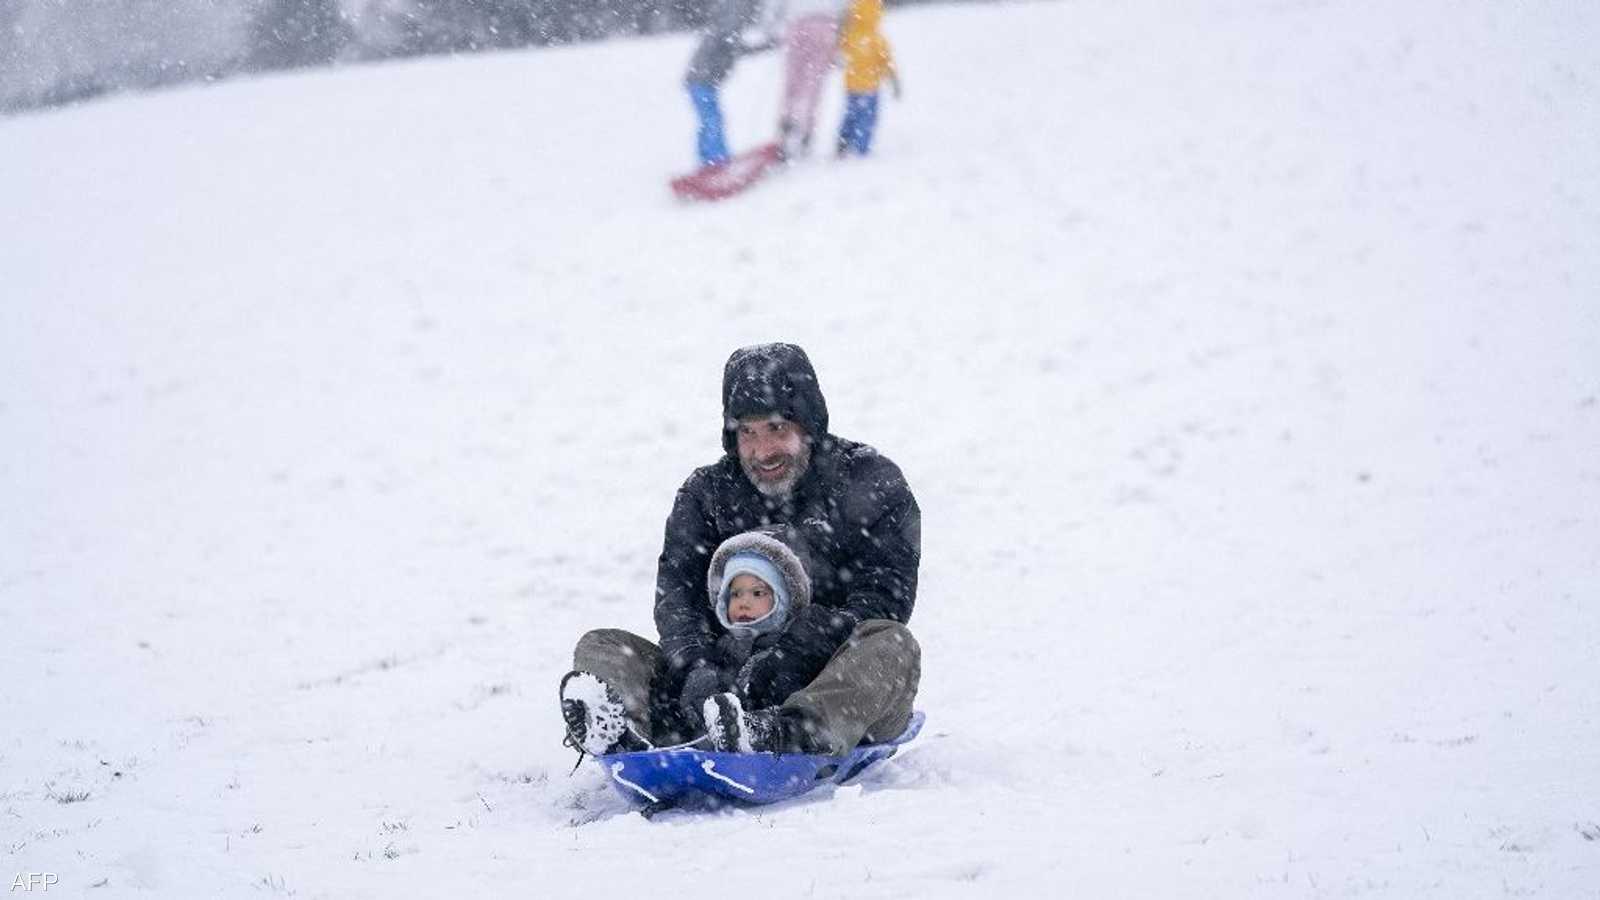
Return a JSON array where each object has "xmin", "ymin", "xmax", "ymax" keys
[{"xmin": 727, "ymin": 573, "xmax": 776, "ymax": 623}]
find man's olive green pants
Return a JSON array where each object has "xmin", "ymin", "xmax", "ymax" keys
[{"xmin": 572, "ymin": 619, "xmax": 920, "ymax": 755}]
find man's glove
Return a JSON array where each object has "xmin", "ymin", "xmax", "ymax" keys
[
  {"xmin": 738, "ymin": 33, "xmax": 779, "ymax": 54},
  {"xmin": 735, "ymin": 648, "xmax": 812, "ymax": 709},
  {"xmin": 678, "ymin": 666, "xmax": 724, "ymax": 725}
]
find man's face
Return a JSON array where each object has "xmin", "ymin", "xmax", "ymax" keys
[{"xmin": 736, "ymin": 414, "xmax": 810, "ymax": 497}]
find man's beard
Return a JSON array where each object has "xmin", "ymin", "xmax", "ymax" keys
[{"xmin": 742, "ymin": 444, "xmax": 812, "ymax": 498}]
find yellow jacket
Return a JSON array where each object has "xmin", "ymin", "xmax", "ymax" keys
[{"xmin": 840, "ymin": 0, "xmax": 895, "ymax": 94}]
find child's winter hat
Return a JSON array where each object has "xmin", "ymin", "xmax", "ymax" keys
[{"xmin": 706, "ymin": 528, "xmax": 812, "ymax": 637}]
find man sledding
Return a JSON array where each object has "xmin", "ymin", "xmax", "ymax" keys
[{"xmin": 559, "ymin": 342, "xmax": 921, "ymax": 763}]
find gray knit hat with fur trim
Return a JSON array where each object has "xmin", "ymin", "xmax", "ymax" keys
[{"xmin": 706, "ymin": 530, "xmax": 812, "ymax": 636}]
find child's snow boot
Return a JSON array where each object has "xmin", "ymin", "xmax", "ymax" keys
[
  {"xmin": 777, "ymin": 117, "xmax": 812, "ymax": 163},
  {"xmin": 702, "ymin": 692, "xmax": 824, "ymax": 754}
]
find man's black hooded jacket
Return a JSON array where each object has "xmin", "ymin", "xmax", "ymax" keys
[{"xmin": 652, "ymin": 344, "xmax": 921, "ymax": 716}]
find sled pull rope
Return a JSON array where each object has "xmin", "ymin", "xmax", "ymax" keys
[
  {"xmin": 700, "ymin": 760, "xmax": 755, "ymax": 794},
  {"xmin": 610, "ymin": 763, "xmax": 660, "ymax": 803}
]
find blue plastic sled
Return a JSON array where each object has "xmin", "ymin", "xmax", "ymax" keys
[{"xmin": 599, "ymin": 712, "xmax": 924, "ymax": 815}]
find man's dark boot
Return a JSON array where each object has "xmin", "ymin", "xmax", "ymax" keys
[{"xmin": 559, "ymin": 670, "xmax": 650, "ymax": 759}]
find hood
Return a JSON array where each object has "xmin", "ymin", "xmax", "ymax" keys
[
  {"xmin": 706, "ymin": 527, "xmax": 813, "ymax": 636},
  {"xmin": 721, "ymin": 343, "xmax": 830, "ymax": 453},
  {"xmin": 846, "ymin": 0, "xmax": 883, "ymax": 32},
  {"xmin": 706, "ymin": 0, "xmax": 762, "ymax": 37}
]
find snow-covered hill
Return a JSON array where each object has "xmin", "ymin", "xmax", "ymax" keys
[{"xmin": 3, "ymin": 1, "xmax": 1598, "ymax": 896}]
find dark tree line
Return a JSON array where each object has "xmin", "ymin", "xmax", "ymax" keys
[
  {"xmin": 246, "ymin": 0, "xmax": 950, "ymax": 70},
  {"xmin": 2, "ymin": 0, "xmax": 960, "ymax": 114},
  {"xmin": 249, "ymin": 0, "xmax": 717, "ymax": 71},
  {"xmin": 250, "ymin": 0, "xmax": 355, "ymax": 70}
]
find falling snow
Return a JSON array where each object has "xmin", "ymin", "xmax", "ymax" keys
[{"xmin": 3, "ymin": 0, "xmax": 1598, "ymax": 896}]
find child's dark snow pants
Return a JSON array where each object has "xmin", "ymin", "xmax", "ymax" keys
[
  {"xmin": 687, "ymin": 80, "xmax": 730, "ymax": 167},
  {"xmin": 837, "ymin": 92, "xmax": 880, "ymax": 156}
]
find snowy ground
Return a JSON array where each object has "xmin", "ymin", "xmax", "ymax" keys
[{"xmin": 4, "ymin": 0, "xmax": 1599, "ymax": 896}]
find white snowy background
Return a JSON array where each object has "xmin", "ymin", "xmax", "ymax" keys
[{"xmin": 4, "ymin": 0, "xmax": 1599, "ymax": 896}]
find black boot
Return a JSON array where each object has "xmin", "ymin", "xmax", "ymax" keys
[
  {"xmin": 559, "ymin": 671, "xmax": 650, "ymax": 762},
  {"xmin": 702, "ymin": 692, "xmax": 825, "ymax": 754}
]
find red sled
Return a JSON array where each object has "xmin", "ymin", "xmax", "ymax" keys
[{"xmin": 671, "ymin": 143, "xmax": 783, "ymax": 202}]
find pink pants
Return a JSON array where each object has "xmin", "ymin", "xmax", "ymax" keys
[{"xmin": 781, "ymin": 14, "xmax": 841, "ymax": 147}]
